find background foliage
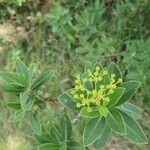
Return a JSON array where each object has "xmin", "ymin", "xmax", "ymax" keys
[{"xmin": 0, "ymin": 0, "xmax": 150, "ymax": 149}]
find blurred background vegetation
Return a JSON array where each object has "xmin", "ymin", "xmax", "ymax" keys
[{"xmin": 0, "ymin": 0, "xmax": 150, "ymax": 149}]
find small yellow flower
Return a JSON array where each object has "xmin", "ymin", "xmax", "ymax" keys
[
  {"xmin": 102, "ymin": 70, "xmax": 107, "ymax": 75},
  {"xmin": 74, "ymin": 94, "xmax": 79, "ymax": 99},
  {"xmin": 98, "ymin": 76, "xmax": 102, "ymax": 81},
  {"xmin": 83, "ymin": 78, "xmax": 87, "ymax": 83},
  {"xmin": 79, "ymin": 85, "xmax": 85, "ymax": 91},
  {"xmin": 111, "ymin": 73, "xmax": 115, "ymax": 78},
  {"xmin": 88, "ymin": 70, "xmax": 92, "ymax": 76},
  {"xmin": 71, "ymin": 90, "xmax": 76, "ymax": 94},
  {"xmin": 75, "ymin": 85, "xmax": 79, "ymax": 90},
  {"xmin": 76, "ymin": 103, "xmax": 81, "ymax": 108},
  {"xmin": 97, "ymin": 90, "xmax": 104, "ymax": 100},
  {"xmin": 104, "ymin": 97, "xmax": 110, "ymax": 102},
  {"xmin": 109, "ymin": 89, "xmax": 114, "ymax": 94},
  {"xmin": 96, "ymin": 66, "xmax": 100, "ymax": 71},
  {"xmin": 117, "ymin": 78, "xmax": 122, "ymax": 83},
  {"xmin": 100, "ymin": 85, "xmax": 104, "ymax": 89},
  {"xmin": 80, "ymin": 94, "xmax": 84, "ymax": 98},
  {"xmin": 87, "ymin": 107, "xmax": 92, "ymax": 112},
  {"xmin": 82, "ymin": 99, "xmax": 88, "ymax": 106}
]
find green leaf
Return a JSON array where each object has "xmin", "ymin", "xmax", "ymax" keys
[
  {"xmin": 30, "ymin": 113, "xmax": 42, "ymax": 135},
  {"xmin": 108, "ymin": 62, "xmax": 122, "ymax": 80},
  {"xmin": 67, "ymin": 141, "xmax": 85, "ymax": 150},
  {"xmin": 11, "ymin": 110, "xmax": 25, "ymax": 123},
  {"xmin": 32, "ymin": 70, "xmax": 53, "ymax": 91},
  {"xmin": 50, "ymin": 126, "xmax": 64, "ymax": 143},
  {"xmin": 106, "ymin": 87, "xmax": 125, "ymax": 108},
  {"xmin": 0, "ymin": 71, "xmax": 19, "ymax": 83},
  {"xmin": 60, "ymin": 114, "xmax": 72, "ymax": 141},
  {"xmin": 115, "ymin": 81, "xmax": 141, "ymax": 106},
  {"xmin": 59, "ymin": 142, "xmax": 67, "ymax": 150},
  {"xmin": 6, "ymin": 102, "xmax": 21, "ymax": 109},
  {"xmin": 80, "ymin": 107, "xmax": 100, "ymax": 118},
  {"xmin": 121, "ymin": 112, "xmax": 148, "ymax": 144},
  {"xmin": 17, "ymin": 74, "xmax": 28, "ymax": 86},
  {"xmin": 58, "ymin": 91, "xmax": 78, "ymax": 110},
  {"xmin": 20, "ymin": 91, "xmax": 34, "ymax": 111},
  {"xmin": 37, "ymin": 143, "xmax": 60, "ymax": 150},
  {"xmin": 10, "ymin": 81, "xmax": 26, "ymax": 88},
  {"xmin": 16, "ymin": 58, "xmax": 29, "ymax": 80},
  {"xmin": 94, "ymin": 124, "xmax": 111, "ymax": 149},
  {"xmin": 117, "ymin": 102, "xmax": 142, "ymax": 120},
  {"xmin": 98, "ymin": 105, "xmax": 109, "ymax": 117},
  {"xmin": 0, "ymin": 83, "xmax": 24, "ymax": 95},
  {"xmin": 106, "ymin": 109, "xmax": 126, "ymax": 134},
  {"xmin": 34, "ymin": 133, "xmax": 52, "ymax": 144},
  {"xmin": 83, "ymin": 117, "xmax": 106, "ymax": 146},
  {"xmin": 28, "ymin": 63, "xmax": 37, "ymax": 80}
]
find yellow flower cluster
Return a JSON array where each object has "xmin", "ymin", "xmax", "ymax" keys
[{"xmin": 70, "ymin": 66, "xmax": 122, "ymax": 112}]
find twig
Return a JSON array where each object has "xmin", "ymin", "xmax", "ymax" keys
[
  {"xmin": 43, "ymin": 97, "xmax": 58, "ymax": 103},
  {"xmin": 72, "ymin": 113, "xmax": 80, "ymax": 124}
]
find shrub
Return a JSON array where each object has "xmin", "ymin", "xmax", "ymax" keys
[{"xmin": 0, "ymin": 58, "xmax": 148, "ymax": 149}]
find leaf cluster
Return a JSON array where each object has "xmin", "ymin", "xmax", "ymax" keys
[
  {"xmin": 0, "ymin": 58, "xmax": 53, "ymax": 134},
  {"xmin": 59, "ymin": 62, "xmax": 148, "ymax": 149}
]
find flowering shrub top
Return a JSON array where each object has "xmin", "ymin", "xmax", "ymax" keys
[
  {"xmin": 59, "ymin": 62, "xmax": 148, "ymax": 147},
  {"xmin": 0, "ymin": 60, "xmax": 148, "ymax": 149}
]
